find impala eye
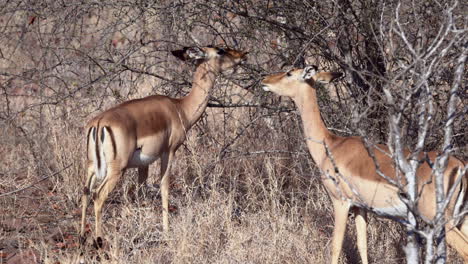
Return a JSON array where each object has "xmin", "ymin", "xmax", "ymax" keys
[
  {"xmin": 286, "ymin": 71, "xmax": 292, "ymax": 77},
  {"xmin": 217, "ymin": 48, "xmax": 226, "ymax": 55}
]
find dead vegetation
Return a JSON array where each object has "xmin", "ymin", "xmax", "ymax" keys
[{"xmin": 0, "ymin": 0, "xmax": 465, "ymax": 263}]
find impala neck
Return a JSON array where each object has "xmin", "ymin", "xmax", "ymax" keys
[
  {"xmin": 180, "ymin": 61, "xmax": 218, "ymax": 128},
  {"xmin": 292, "ymin": 84, "xmax": 334, "ymax": 167}
]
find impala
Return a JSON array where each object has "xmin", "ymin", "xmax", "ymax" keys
[
  {"xmin": 261, "ymin": 66, "xmax": 467, "ymax": 263},
  {"xmin": 80, "ymin": 46, "xmax": 247, "ymax": 245}
]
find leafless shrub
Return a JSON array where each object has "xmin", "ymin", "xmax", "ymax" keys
[{"xmin": 0, "ymin": 0, "xmax": 465, "ymax": 263}]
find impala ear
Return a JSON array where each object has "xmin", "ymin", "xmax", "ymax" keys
[
  {"xmin": 302, "ymin": 65, "xmax": 319, "ymax": 80},
  {"xmin": 171, "ymin": 47, "xmax": 188, "ymax": 61},
  {"xmin": 186, "ymin": 47, "xmax": 206, "ymax": 60},
  {"xmin": 171, "ymin": 47, "xmax": 206, "ymax": 61},
  {"xmin": 313, "ymin": 72, "xmax": 343, "ymax": 83}
]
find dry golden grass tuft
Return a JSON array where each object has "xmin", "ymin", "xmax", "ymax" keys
[
  {"xmin": 0, "ymin": 59, "xmax": 464, "ymax": 264},
  {"xmin": 0, "ymin": 2, "xmax": 465, "ymax": 263}
]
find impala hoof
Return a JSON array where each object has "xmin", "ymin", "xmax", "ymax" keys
[
  {"xmin": 79, "ymin": 235, "xmax": 87, "ymax": 246},
  {"xmin": 93, "ymin": 237, "xmax": 104, "ymax": 249}
]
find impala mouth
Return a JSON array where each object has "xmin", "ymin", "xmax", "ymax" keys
[
  {"xmin": 261, "ymin": 84, "xmax": 270, "ymax": 91},
  {"xmin": 241, "ymin": 53, "xmax": 248, "ymax": 63}
]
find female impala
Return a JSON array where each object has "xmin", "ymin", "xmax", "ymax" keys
[
  {"xmin": 80, "ymin": 46, "xmax": 247, "ymax": 245},
  {"xmin": 261, "ymin": 66, "xmax": 467, "ymax": 263}
]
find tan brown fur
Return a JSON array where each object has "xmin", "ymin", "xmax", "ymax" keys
[
  {"xmin": 262, "ymin": 67, "xmax": 467, "ymax": 263},
  {"xmin": 80, "ymin": 46, "xmax": 247, "ymax": 245}
]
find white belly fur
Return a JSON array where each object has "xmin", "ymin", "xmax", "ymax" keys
[
  {"xmin": 350, "ymin": 177, "xmax": 408, "ymax": 218},
  {"xmin": 354, "ymin": 199, "xmax": 408, "ymax": 218},
  {"xmin": 372, "ymin": 202, "xmax": 408, "ymax": 218},
  {"xmin": 128, "ymin": 149, "xmax": 158, "ymax": 167}
]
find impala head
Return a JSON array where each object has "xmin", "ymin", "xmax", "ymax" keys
[
  {"xmin": 261, "ymin": 66, "xmax": 342, "ymax": 98},
  {"xmin": 171, "ymin": 46, "xmax": 248, "ymax": 72}
]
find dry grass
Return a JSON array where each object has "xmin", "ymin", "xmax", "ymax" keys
[
  {"xmin": 1, "ymin": 92, "xmax": 464, "ymax": 264},
  {"xmin": 0, "ymin": 2, "xmax": 465, "ymax": 263}
]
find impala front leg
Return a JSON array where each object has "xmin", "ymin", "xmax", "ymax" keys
[
  {"xmin": 355, "ymin": 208, "xmax": 368, "ymax": 264},
  {"xmin": 331, "ymin": 198, "xmax": 351, "ymax": 264},
  {"xmin": 160, "ymin": 151, "xmax": 174, "ymax": 232},
  {"xmin": 137, "ymin": 165, "xmax": 149, "ymax": 197}
]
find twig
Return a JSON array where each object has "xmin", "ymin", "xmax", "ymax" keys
[
  {"xmin": 207, "ymin": 102, "xmax": 294, "ymax": 112},
  {"xmin": 0, "ymin": 164, "xmax": 72, "ymax": 197}
]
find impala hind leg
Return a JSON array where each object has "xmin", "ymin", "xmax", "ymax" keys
[
  {"xmin": 446, "ymin": 221, "xmax": 468, "ymax": 262},
  {"xmin": 355, "ymin": 208, "xmax": 368, "ymax": 264},
  {"xmin": 93, "ymin": 165, "xmax": 124, "ymax": 247},
  {"xmin": 331, "ymin": 199, "xmax": 351, "ymax": 264},
  {"xmin": 160, "ymin": 151, "xmax": 174, "ymax": 232},
  {"xmin": 80, "ymin": 162, "xmax": 95, "ymax": 244},
  {"xmin": 460, "ymin": 217, "xmax": 468, "ymax": 239}
]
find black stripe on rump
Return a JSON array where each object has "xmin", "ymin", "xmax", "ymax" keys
[
  {"xmin": 103, "ymin": 126, "xmax": 117, "ymax": 159},
  {"xmin": 95, "ymin": 121, "xmax": 101, "ymax": 171},
  {"xmin": 100, "ymin": 126, "xmax": 105, "ymax": 142},
  {"xmin": 86, "ymin": 127, "xmax": 93, "ymax": 157}
]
